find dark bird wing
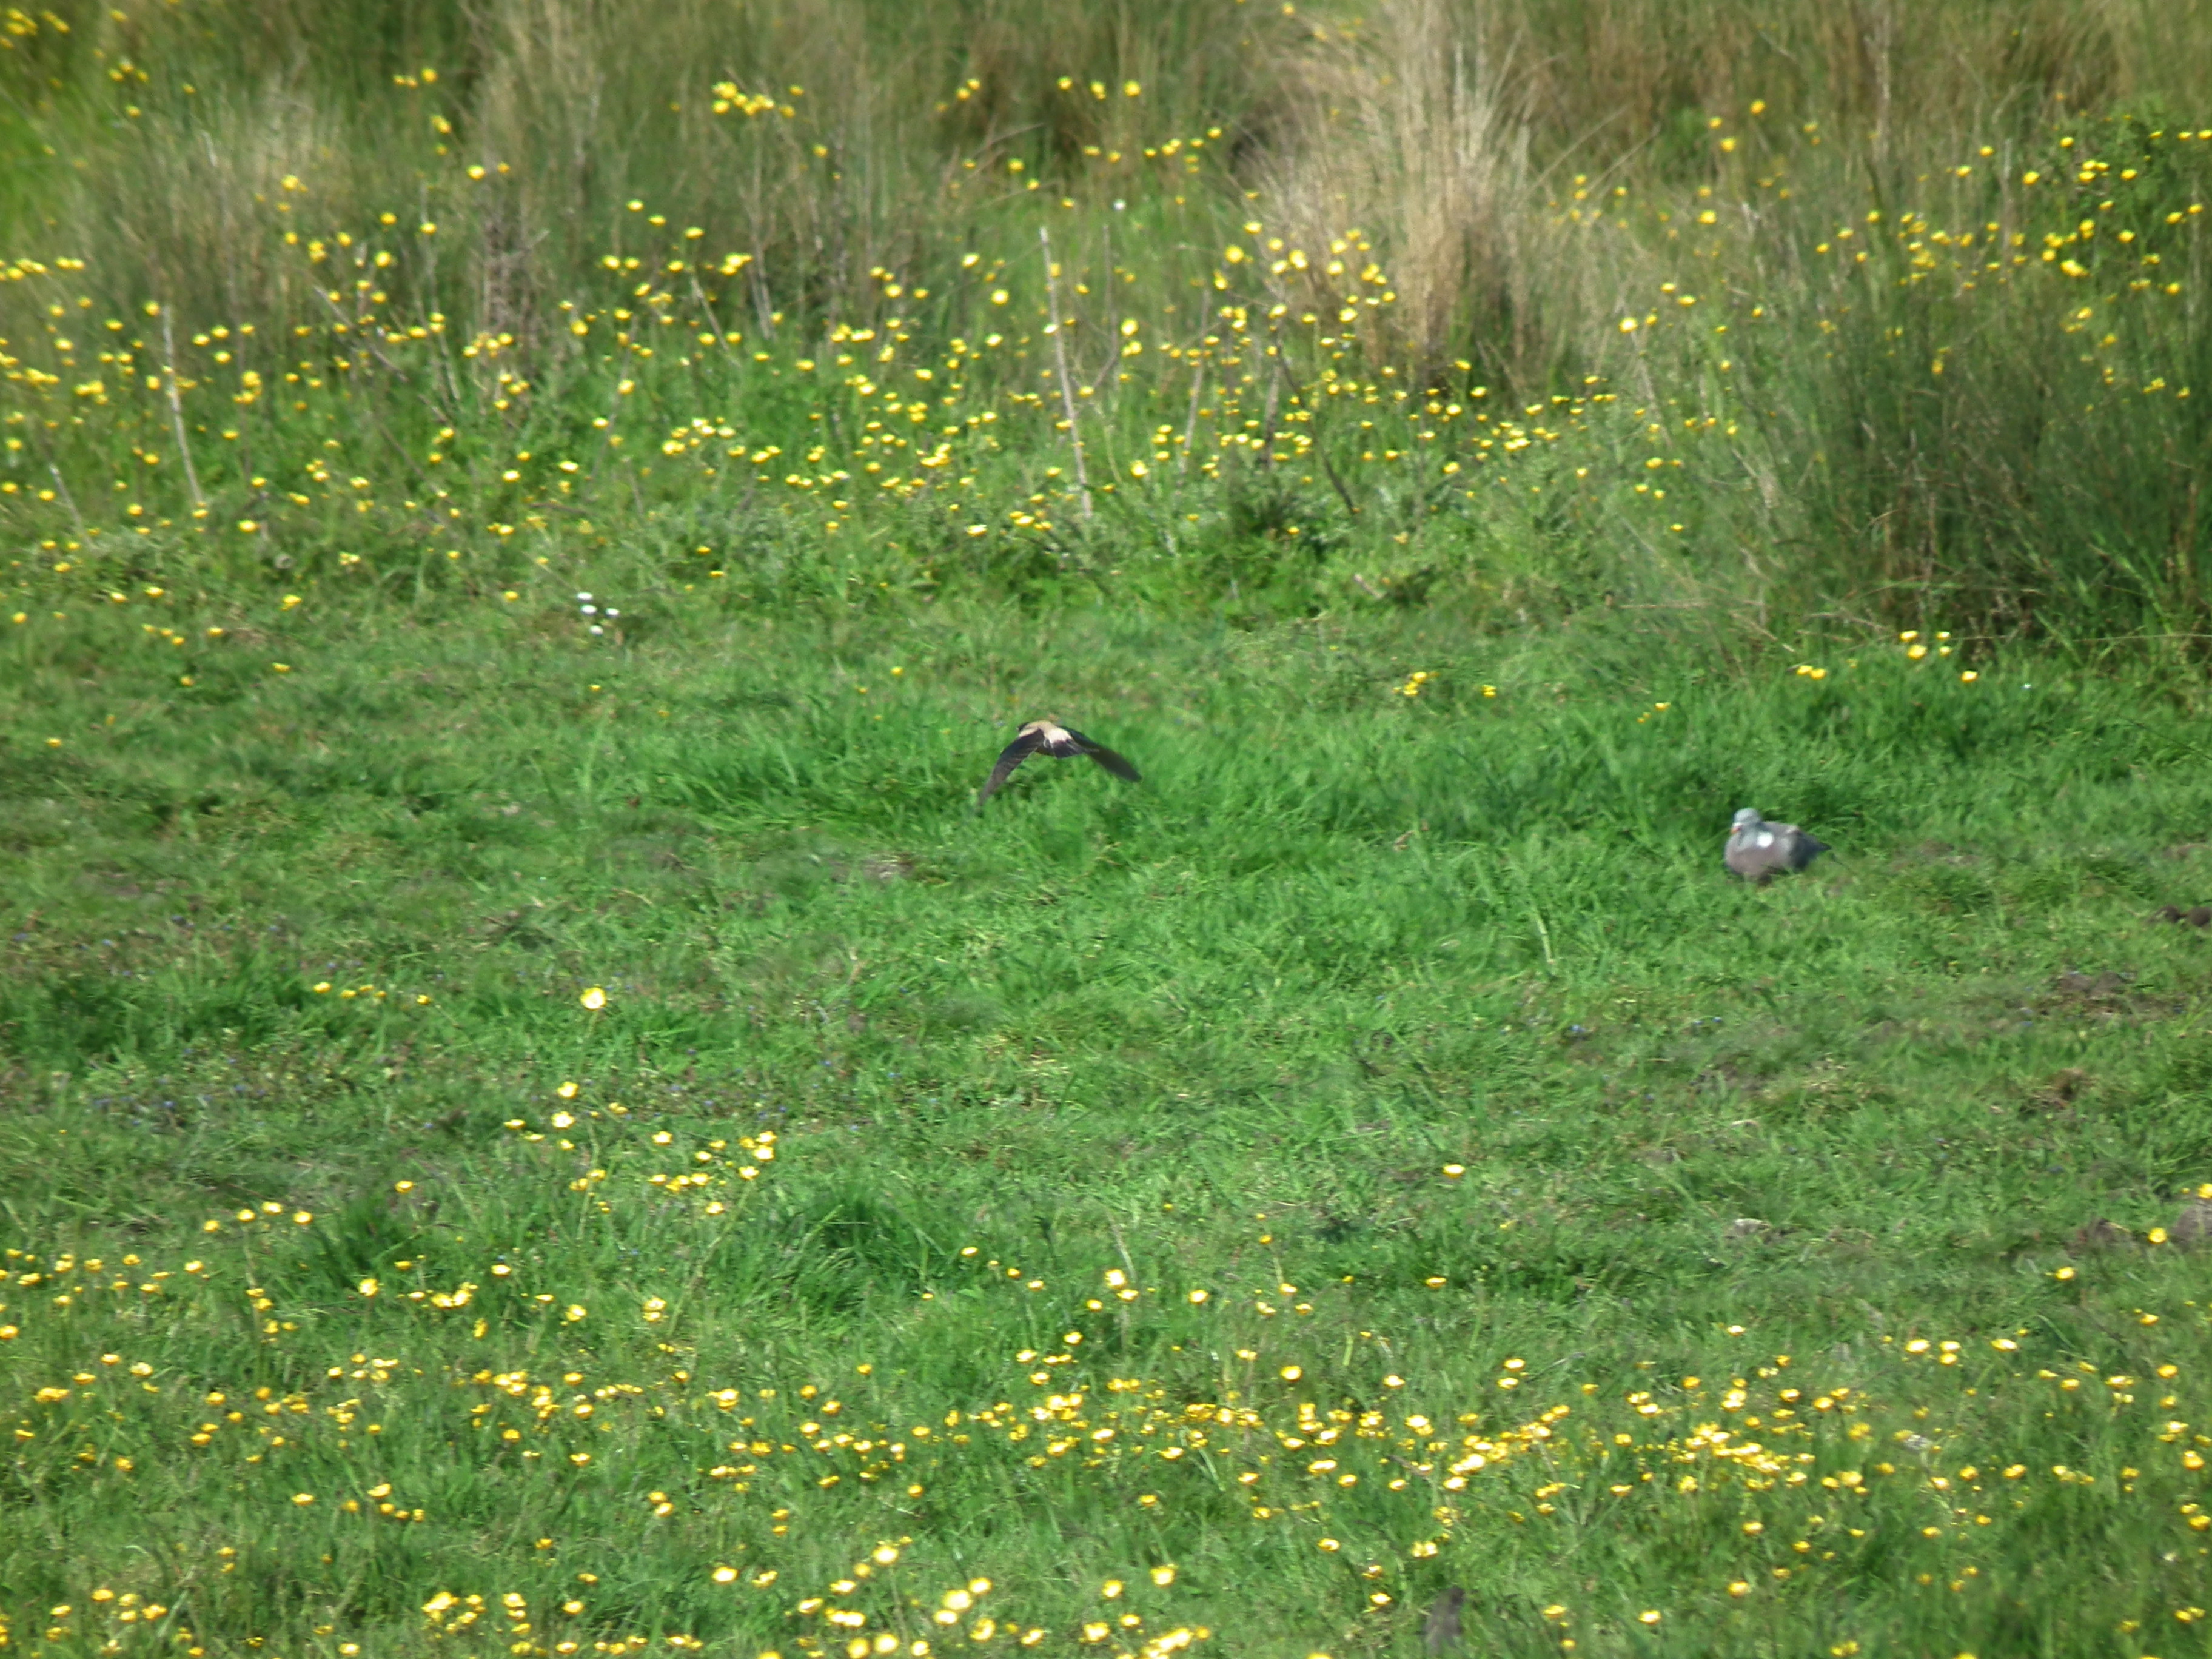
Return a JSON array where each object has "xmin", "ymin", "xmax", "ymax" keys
[
  {"xmin": 1785, "ymin": 825, "xmax": 1829, "ymax": 868},
  {"xmin": 976, "ymin": 728, "xmax": 1046, "ymax": 802},
  {"xmin": 1062, "ymin": 727, "xmax": 1141, "ymax": 782}
]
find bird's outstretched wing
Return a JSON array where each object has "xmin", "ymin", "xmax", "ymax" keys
[
  {"xmin": 1063, "ymin": 728, "xmax": 1141, "ymax": 783},
  {"xmin": 977, "ymin": 729, "xmax": 1047, "ymax": 802}
]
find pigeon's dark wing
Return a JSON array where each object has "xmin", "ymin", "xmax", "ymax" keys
[
  {"xmin": 976, "ymin": 729, "xmax": 1047, "ymax": 802},
  {"xmin": 1062, "ymin": 727, "xmax": 1141, "ymax": 783},
  {"xmin": 1786, "ymin": 825, "xmax": 1829, "ymax": 866}
]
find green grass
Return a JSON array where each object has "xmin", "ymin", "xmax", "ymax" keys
[{"xmin": 5, "ymin": 586, "xmax": 2212, "ymax": 1658}]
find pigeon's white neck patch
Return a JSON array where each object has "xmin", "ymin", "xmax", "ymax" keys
[{"xmin": 1755, "ymin": 831, "xmax": 1775, "ymax": 848}]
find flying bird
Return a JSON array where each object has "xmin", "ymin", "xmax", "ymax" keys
[
  {"xmin": 1725, "ymin": 807, "xmax": 1828, "ymax": 885},
  {"xmin": 976, "ymin": 719, "xmax": 1141, "ymax": 804}
]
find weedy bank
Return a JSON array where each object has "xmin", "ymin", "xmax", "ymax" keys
[{"xmin": 8, "ymin": 0, "xmax": 2212, "ymax": 632}]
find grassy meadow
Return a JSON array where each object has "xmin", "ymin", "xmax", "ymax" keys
[{"xmin": 7, "ymin": 1, "xmax": 2212, "ymax": 1657}]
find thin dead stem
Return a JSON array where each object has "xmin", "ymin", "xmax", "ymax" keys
[{"xmin": 1039, "ymin": 226, "xmax": 1094, "ymax": 519}]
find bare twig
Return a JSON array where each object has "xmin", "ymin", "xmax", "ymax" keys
[
  {"xmin": 21, "ymin": 391, "xmax": 90, "ymax": 543},
  {"xmin": 47, "ymin": 463, "xmax": 88, "ymax": 544},
  {"xmin": 1108, "ymin": 1222, "xmax": 1141, "ymax": 1288},
  {"xmin": 158, "ymin": 309, "xmax": 206, "ymax": 510},
  {"xmin": 688, "ymin": 271, "xmax": 735, "ymax": 355},
  {"xmin": 748, "ymin": 253, "xmax": 776, "ymax": 339},
  {"xmin": 1179, "ymin": 352, "xmax": 1205, "ymax": 475},
  {"xmin": 1039, "ymin": 226, "xmax": 1093, "ymax": 519},
  {"xmin": 1256, "ymin": 340, "xmax": 1280, "ymax": 470},
  {"xmin": 1100, "ymin": 221, "xmax": 1115, "ymax": 352},
  {"xmin": 1316, "ymin": 443, "xmax": 1363, "ymax": 520},
  {"xmin": 313, "ymin": 286, "xmax": 411, "ymax": 383},
  {"xmin": 312, "ymin": 284, "xmax": 453, "ymax": 429},
  {"xmin": 1107, "ymin": 1221, "xmax": 1141, "ymax": 1348},
  {"xmin": 304, "ymin": 290, "xmax": 433, "ymax": 485},
  {"xmin": 1271, "ymin": 349, "xmax": 1360, "ymax": 517}
]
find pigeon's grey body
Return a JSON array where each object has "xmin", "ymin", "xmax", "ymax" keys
[
  {"xmin": 1725, "ymin": 807, "xmax": 1828, "ymax": 885},
  {"xmin": 1422, "ymin": 1586, "xmax": 1467, "ymax": 1654},
  {"xmin": 976, "ymin": 719, "xmax": 1140, "ymax": 804}
]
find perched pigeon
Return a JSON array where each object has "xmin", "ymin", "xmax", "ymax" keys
[
  {"xmin": 976, "ymin": 719, "xmax": 1141, "ymax": 804},
  {"xmin": 1725, "ymin": 807, "xmax": 1828, "ymax": 885}
]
